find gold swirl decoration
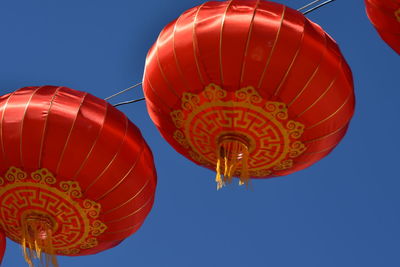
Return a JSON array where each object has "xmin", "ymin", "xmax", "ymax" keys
[
  {"xmin": 0, "ymin": 167, "xmax": 107, "ymax": 255},
  {"xmin": 171, "ymin": 84, "xmax": 306, "ymax": 177}
]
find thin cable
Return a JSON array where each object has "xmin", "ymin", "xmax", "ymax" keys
[
  {"xmin": 113, "ymin": 97, "xmax": 146, "ymax": 107},
  {"xmin": 297, "ymin": 0, "xmax": 322, "ymax": 12},
  {"xmin": 104, "ymin": 82, "xmax": 142, "ymax": 100},
  {"xmin": 302, "ymin": 0, "xmax": 336, "ymax": 15}
]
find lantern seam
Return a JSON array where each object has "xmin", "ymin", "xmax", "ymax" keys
[
  {"xmin": 19, "ymin": 87, "xmax": 42, "ymax": 169},
  {"xmin": 172, "ymin": 13, "xmax": 191, "ymax": 92},
  {"xmin": 94, "ymin": 136, "xmax": 146, "ymax": 202},
  {"xmin": 219, "ymin": 0, "xmax": 234, "ymax": 87},
  {"xmin": 72, "ymin": 101, "xmax": 108, "ymax": 180},
  {"xmin": 287, "ymin": 26, "xmax": 329, "ymax": 108},
  {"xmin": 101, "ymin": 220, "xmax": 142, "ymax": 235},
  {"xmin": 83, "ymin": 115, "xmax": 129, "ymax": 194},
  {"xmin": 55, "ymin": 93, "xmax": 88, "ymax": 175},
  {"xmin": 0, "ymin": 90, "xmax": 17, "ymax": 164},
  {"xmin": 239, "ymin": 0, "xmax": 260, "ymax": 85},
  {"xmin": 302, "ymin": 143, "xmax": 338, "ymax": 156},
  {"xmin": 101, "ymin": 178, "xmax": 151, "ymax": 215},
  {"xmin": 294, "ymin": 58, "xmax": 343, "ymax": 119},
  {"xmin": 305, "ymin": 93, "xmax": 352, "ymax": 130},
  {"xmin": 144, "ymin": 74, "xmax": 175, "ymax": 113},
  {"xmin": 38, "ymin": 87, "xmax": 63, "ymax": 169},
  {"xmin": 156, "ymin": 28, "xmax": 181, "ymax": 99},
  {"xmin": 192, "ymin": 2, "xmax": 207, "ymax": 86},
  {"xmin": 103, "ymin": 194, "xmax": 154, "ymax": 224},
  {"xmin": 273, "ymin": 18, "xmax": 306, "ymax": 97},
  {"xmin": 257, "ymin": 5, "xmax": 286, "ymax": 89},
  {"xmin": 303, "ymin": 123, "xmax": 348, "ymax": 144}
]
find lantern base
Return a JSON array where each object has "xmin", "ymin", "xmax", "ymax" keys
[{"xmin": 215, "ymin": 135, "xmax": 250, "ymax": 190}]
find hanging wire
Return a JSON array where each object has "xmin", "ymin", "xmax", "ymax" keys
[
  {"xmin": 113, "ymin": 97, "xmax": 146, "ymax": 107},
  {"xmin": 301, "ymin": 0, "xmax": 336, "ymax": 15},
  {"xmin": 297, "ymin": 0, "xmax": 322, "ymax": 12},
  {"xmin": 103, "ymin": 82, "xmax": 146, "ymax": 107},
  {"xmin": 104, "ymin": 82, "xmax": 142, "ymax": 101}
]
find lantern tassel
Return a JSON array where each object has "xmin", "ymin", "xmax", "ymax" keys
[
  {"xmin": 215, "ymin": 157, "xmax": 224, "ymax": 190},
  {"xmin": 215, "ymin": 138, "xmax": 250, "ymax": 189},
  {"xmin": 21, "ymin": 217, "xmax": 59, "ymax": 267}
]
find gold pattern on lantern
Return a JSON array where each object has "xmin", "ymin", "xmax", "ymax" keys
[
  {"xmin": 170, "ymin": 84, "xmax": 307, "ymax": 187},
  {"xmin": 0, "ymin": 167, "xmax": 107, "ymax": 262}
]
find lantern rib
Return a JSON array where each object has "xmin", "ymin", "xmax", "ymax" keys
[
  {"xmin": 303, "ymin": 123, "xmax": 348, "ymax": 144},
  {"xmin": 38, "ymin": 87, "xmax": 62, "ymax": 169},
  {"xmin": 72, "ymin": 103, "xmax": 108, "ymax": 180},
  {"xmin": 194, "ymin": 2, "xmax": 227, "ymax": 137},
  {"xmin": 104, "ymin": 195, "xmax": 154, "ymax": 224},
  {"xmin": 103, "ymin": 221, "xmax": 143, "ymax": 235},
  {"xmin": 94, "ymin": 138, "xmax": 146, "ymax": 202},
  {"xmin": 0, "ymin": 91, "xmax": 17, "ymax": 163},
  {"xmin": 219, "ymin": 0, "xmax": 234, "ymax": 87},
  {"xmin": 83, "ymin": 116, "xmax": 129, "ymax": 194},
  {"xmin": 156, "ymin": 29, "xmax": 181, "ymax": 99},
  {"xmin": 101, "ymin": 178, "xmax": 151, "ymax": 215},
  {"xmin": 172, "ymin": 14, "xmax": 191, "ymax": 92},
  {"xmin": 19, "ymin": 87, "xmax": 42, "ymax": 169},
  {"xmin": 145, "ymin": 74, "xmax": 174, "ymax": 112},
  {"xmin": 233, "ymin": 1, "xmax": 259, "ymax": 147},
  {"xmin": 294, "ymin": 59, "xmax": 343, "ymax": 119},
  {"xmin": 192, "ymin": 3, "xmax": 207, "ymax": 86},
  {"xmin": 272, "ymin": 21, "xmax": 306, "ymax": 97},
  {"xmin": 305, "ymin": 93, "xmax": 352, "ymax": 130},
  {"xmin": 301, "ymin": 143, "xmax": 338, "ymax": 156},
  {"xmin": 55, "ymin": 93, "xmax": 88, "ymax": 175},
  {"xmin": 239, "ymin": 0, "xmax": 260, "ymax": 86},
  {"xmin": 287, "ymin": 31, "xmax": 328, "ymax": 107},
  {"xmin": 257, "ymin": 5, "xmax": 286, "ymax": 89}
]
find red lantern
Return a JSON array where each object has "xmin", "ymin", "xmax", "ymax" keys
[
  {"xmin": 143, "ymin": 0, "xmax": 355, "ymax": 188},
  {"xmin": 0, "ymin": 229, "xmax": 5, "ymax": 265},
  {"xmin": 0, "ymin": 86, "xmax": 157, "ymax": 266},
  {"xmin": 365, "ymin": 0, "xmax": 400, "ymax": 54}
]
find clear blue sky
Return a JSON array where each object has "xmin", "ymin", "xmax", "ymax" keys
[{"xmin": 0, "ymin": 0, "xmax": 399, "ymax": 266}]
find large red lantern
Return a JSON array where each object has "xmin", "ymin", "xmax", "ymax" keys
[
  {"xmin": 143, "ymin": 0, "xmax": 355, "ymax": 189},
  {"xmin": 0, "ymin": 86, "xmax": 157, "ymax": 266},
  {"xmin": 365, "ymin": 0, "xmax": 400, "ymax": 54}
]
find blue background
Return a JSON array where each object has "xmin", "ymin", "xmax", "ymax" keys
[{"xmin": 0, "ymin": 0, "xmax": 399, "ymax": 266}]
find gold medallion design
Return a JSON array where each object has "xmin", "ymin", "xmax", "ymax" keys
[
  {"xmin": 171, "ymin": 84, "xmax": 306, "ymax": 179},
  {"xmin": 0, "ymin": 167, "xmax": 107, "ymax": 255}
]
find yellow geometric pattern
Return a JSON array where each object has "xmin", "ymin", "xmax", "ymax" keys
[
  {"xmin": 171, "ymin": 84, "xmax": 306, "ymax": 177},
  {"xmin": 0, "ymin": 167, "xmax": 107, "ymax": 255}
]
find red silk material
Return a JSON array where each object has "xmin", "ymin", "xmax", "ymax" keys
[
  {"xmin": 365, "ymin": 0, "xmax": 400, "ymax": 54},
  {"xmin": 0, "ymin": 230, "xmax": 5, "ymax": 265},
  {"xmin": 0, "ymin": 86, "xmax": 157, "ymax": 255},
  {"xmin": 143, "ymin": 0, "xmax": 355, "ymax": 180}
]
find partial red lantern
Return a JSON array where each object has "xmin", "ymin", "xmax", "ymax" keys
[
  {"xmin": 365, "ymin": 0, "xmax": 400, "ymax": 54},
  {"xmin": 0, "ymin": 86, "xmax": 157, "ymax": 266},
  {"xmin": 0, "ymin": 229, "xmax": 5, "ymax": 265},
  {"xmin": 143, "ymin": 0, "xmax": 355, "ymax": 189}
]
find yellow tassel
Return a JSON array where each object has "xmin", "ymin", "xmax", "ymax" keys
[
  {"xmin": 215, "ymin": 158, "xmax": 224, "ymax": 190},
  {"xmin": 21, "ymin": 216, "xmax": 59, "ymax": 267},
  {"xmin": 215, "ymin": 136, "xmax": 250, "ymax": 189}
]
